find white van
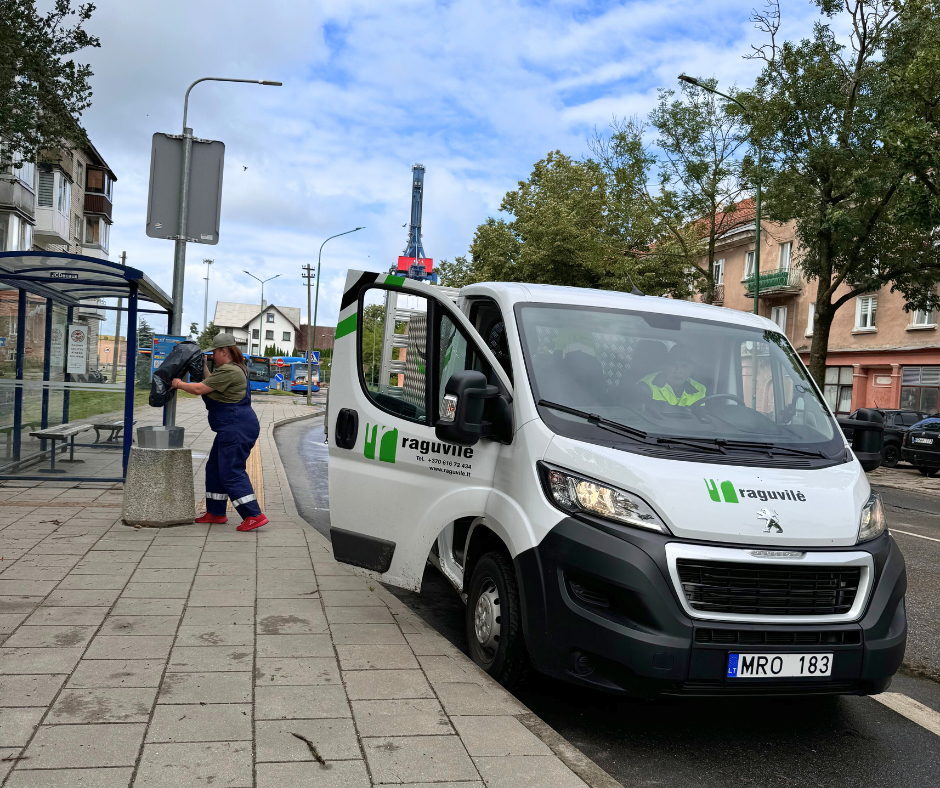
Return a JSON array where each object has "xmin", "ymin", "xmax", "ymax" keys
[{"xmin": 327, "ymin": 270, "xmax": 907, "ymax": 697}]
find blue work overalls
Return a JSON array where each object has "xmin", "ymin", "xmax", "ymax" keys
[{"xmin": 203, "ymin": 367, "xmax": 262, "ymax": 519}]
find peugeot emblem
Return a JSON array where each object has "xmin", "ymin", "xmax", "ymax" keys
[{"xmin": 757, "ymin": 508, "xmax": 783, "ymax": 533}]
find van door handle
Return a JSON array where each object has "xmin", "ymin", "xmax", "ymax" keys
[{"xmin": 335, "ymin": 408, "xmax": 359, "ymax": 449}]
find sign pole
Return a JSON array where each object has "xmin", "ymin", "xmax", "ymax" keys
[{"xmin": 303, "ymin": 264, "xmax": 313, "ymax": 405}]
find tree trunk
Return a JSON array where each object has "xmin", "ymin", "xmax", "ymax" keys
[{"xmin": 807, "ymin": 278, "xmax": 834, "ymax": 388}]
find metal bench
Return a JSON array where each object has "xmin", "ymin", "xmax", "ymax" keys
[
  {"xmin": 93, "ymin": 420, "xmax": 134, "ymax": 444},
  {"xmin": 28, "ymin": 424, "xmax": 93, "ymax": 473}
]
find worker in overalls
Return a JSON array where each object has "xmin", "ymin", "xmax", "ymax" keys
[
  {"xmin": 638, "ymin": 344, "xmax": 707, "ymax": 407},
  {"xmin": 171, "ymin": 333, "xmax": 267, "ymax": 532}
]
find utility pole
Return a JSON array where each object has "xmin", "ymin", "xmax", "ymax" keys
[
  {"xmin": 244, "ymin": 271, "xmax": 279, "ymax": 356},
  {"xmin": 112, "ymin": 251, "xmax": 126, "ymax": 385},
  {"xmin": 202, "ymin": 259, "xmax": 214, "ymax": 332},
  {"xmin": 302, "ymin": 264, "xmax": 314, "ymax": 405}
]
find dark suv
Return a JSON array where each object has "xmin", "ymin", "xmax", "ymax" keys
[
  {"xmin": 902, "ymin": 416, "xmax": 940, "ymax": 477},
  {"xmin": 847, "ymin": 409, "xmax": 927, "ymax": 467}
]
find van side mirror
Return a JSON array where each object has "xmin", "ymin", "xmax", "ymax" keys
[
  {"xmin": 436, "ymin": 370, "xmax": 499, "ymax": 446},
  {"xmin": 838, "ymin": 408, "xmax": 884, "ymax": 472}
]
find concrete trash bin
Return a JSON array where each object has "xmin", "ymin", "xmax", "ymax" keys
[{"xmin": 138, "ymin": 426, "xmax": 184, "ymax": 449}]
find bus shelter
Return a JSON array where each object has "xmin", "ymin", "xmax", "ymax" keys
[{"xmin": 0, "ymin": 251, "xmax": 172, "ymax": 482}]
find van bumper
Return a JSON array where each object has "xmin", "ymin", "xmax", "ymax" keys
[
  {"xmin": 901, "ymin": 447, "xmax": 940, "ymax": 468},
  {"xmin": 513, "ymin": 517, "xmax": 907, "ymax": 697}
]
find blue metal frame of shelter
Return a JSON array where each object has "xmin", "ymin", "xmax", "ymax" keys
[{"xmin": 0, "ymin": 251, "xmax": 173, "ymax": 483}]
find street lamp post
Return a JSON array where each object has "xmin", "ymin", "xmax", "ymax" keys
[
  {"xmin": 244, "ymin": 272, "xmax": 280, "ymax": 358},
  {"xmin": 311, "ymin": 227, "xmax": 364, "ymax": 394},
  {"xmin": 166, "ymin": 76, "xmax": 281, "ymax": 427},
  {"xmin": 679, "ymin": 74, "xmax": 762, "ymax": 316},
  {"xmin": 202, "ymin": 259, "xmax": 214, "ymax": 333}
]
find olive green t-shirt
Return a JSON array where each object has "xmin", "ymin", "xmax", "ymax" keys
[{"xmin": 204, "ymin": 364, "xmax": 247, "ymax": 403}]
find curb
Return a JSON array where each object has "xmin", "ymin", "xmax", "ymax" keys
[{"xmin": 267, "ymin": 413, "xmax": 624, "ymax": 788}]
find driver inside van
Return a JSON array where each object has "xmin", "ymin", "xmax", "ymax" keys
[{"xmin": 638, "ymin": 344, "xmax": 707, "ymax": 407}]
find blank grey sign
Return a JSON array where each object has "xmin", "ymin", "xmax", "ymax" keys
[{"xmin": 146, "ymin": 133, "xmax": 225, "ymax": 244}]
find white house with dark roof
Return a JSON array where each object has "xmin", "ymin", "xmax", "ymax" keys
[{"xmin": 212, "ymin": 301, "xmax": 301, "ymax": 356}]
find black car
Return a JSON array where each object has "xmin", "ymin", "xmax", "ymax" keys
[
  {"xmin": 901, "ymin": 416, "xmax": 940, "ymax": 477},
  {"xmin": 847, "ymin": 409, "xmax": 927, "ymax": 467}
]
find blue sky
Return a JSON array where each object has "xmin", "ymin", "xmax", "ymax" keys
[{"xmin": 80, "ymin": 0, "xmax": 823, "ymax": 337}]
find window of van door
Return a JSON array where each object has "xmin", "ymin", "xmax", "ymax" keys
[
  {"xmin": 436, "ymin": 313, "xmax": 493, "ymax": 418},
  {"xmin": 359, "ymin": 286, "xmax": 429, "ymax": 423}
]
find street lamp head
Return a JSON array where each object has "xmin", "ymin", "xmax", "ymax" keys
[
  {"xmin": 678, "ymin": 74, "xmax": 700, "ymax": 86},
  {"xmin": 355, "ymin": 226, "xmax": 365, "ymax": 231},
  {"xmin": 260, "ymin": 81, "xmax": 282, "ymax": 86}
]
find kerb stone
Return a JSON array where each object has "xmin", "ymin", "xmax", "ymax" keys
[{"xmin": 122, "ymin": 446, "xmax": 196, "ymax": 527}]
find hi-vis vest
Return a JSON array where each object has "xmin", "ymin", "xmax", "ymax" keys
[{"xmin": 640, "ymin": 372, "xmax": 706, "ymax": 407}]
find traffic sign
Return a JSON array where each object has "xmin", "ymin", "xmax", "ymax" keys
[
  {"xmin": 274, "ymin": 373, "xmax": 284, "ymax": 382},
  {"xmin": 275, "ymin": 358, "xmax": 285, "ymax": 367},
  {"xmin": 307, "ymin": 351, "xmax": 320, "ymax": 364}
]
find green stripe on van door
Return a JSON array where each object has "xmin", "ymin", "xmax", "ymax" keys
[
  {"xmin": 385, "ymin": 275, "xmax": 405, "ymax": 287},
  {"xmin": 335, "ymin": 313, "xmax": 357, "ymax": 340}
]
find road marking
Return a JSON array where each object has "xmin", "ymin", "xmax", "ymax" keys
[
  {"xmin": 873, "ymin": 693, "xmax": 940, "ymax": 737},
  {"xmin": 891, "ymin": 528, "xmax": 940, "ymax": 544}
]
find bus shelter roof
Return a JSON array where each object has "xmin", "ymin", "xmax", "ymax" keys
[{"xmin": 0, "ymin": 251, "xmax": 172, "ymax": 311}]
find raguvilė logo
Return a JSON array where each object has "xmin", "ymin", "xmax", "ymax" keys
[{"xmin": 364, "ymin": 424, "xmax": 397, "ymax": 464}]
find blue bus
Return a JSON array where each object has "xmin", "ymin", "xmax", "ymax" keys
[
  {"xmin": 247, "ymin": 355, "xmax": 271, "ymax": 393},
  {"xmin": 289, "ymin": 361, "xmax": 320, "ymax": 393}
]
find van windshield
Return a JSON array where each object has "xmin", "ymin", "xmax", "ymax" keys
[{"xmin": 516, "ymin": 304, "xmax": 842, "ymax": 461}]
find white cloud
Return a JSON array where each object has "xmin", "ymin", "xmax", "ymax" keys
[{"xmin": 77, "ymin": 0, "xmax": 824, "ymax": 336}]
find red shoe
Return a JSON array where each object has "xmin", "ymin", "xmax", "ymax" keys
[
  {"xmin": 236, "ymin": 514, "xmax": 268, "ymax": 532},
  {"xmin": 195, "ymin": 512, "xmax": 228, "ymax": 524}
]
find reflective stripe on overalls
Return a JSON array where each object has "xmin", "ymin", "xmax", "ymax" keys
[
  {"xmin": 640, "ymin": 372, "xmax": 707, "ymax": 407},
  {"xmin": 203, "ymin": 367, "xmax": 262, "ymax": 519}
]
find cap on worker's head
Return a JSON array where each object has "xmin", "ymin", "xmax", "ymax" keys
[
  {"xmin": 667, "ymin": 343, "xmax": 696, "ymax": 366},
  {"xmin": 210, "ymin": 333, "xmax": 238, "ymax": 350}
]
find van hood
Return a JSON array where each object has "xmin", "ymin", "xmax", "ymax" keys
[{"xmin": 543, "ymin": 437, "xmax": 870, "ymax": 547}]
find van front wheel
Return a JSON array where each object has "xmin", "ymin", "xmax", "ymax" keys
[{"xmin": 466, "ymin": 552, "xmax": 529, "ymax": 689}]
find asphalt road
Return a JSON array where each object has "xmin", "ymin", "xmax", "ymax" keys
[{"xmin": 275, "ymin": 417, "xmax": 940, "ymax": 787}]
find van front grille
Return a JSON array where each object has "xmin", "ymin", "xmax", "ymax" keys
[
  {"xmin": 676, "ymin": 559, "xmax": 861, "ymax": 616},
  {"xmin": 694, "ymin": 628, "xmax": 861, "ymax": 646}
]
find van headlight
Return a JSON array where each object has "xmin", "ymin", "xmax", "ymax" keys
[
  {"xmin": 538, "ymin": 463, "xmax": 670, "ymax": 534},
  {"xmin": 857, "ymin": 492, "xmax": 887, "ymax": 542}
]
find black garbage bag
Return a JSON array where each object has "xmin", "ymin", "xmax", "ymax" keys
[{"xmin": 149, "ymin": 341, "xmax": 205, "ymax": 407}]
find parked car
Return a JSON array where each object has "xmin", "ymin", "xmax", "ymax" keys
[
  {"xmin": 847, "ymin": 409, "xmax": 927, "ymax": 468},
  {"xmin": 901, "ymin": 416, "xmax": 940, "ymax": 477}
]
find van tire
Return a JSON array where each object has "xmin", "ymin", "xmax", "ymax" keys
[
  {"xmin": 465, "ymin": 551, "xmax": 529, "ymax": 689},
  {"xmin": 882, "ymin": 444, "xmax": 900, "ymax": 468}
]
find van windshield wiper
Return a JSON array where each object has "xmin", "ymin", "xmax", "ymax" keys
[
  {"xmin": 537, "ymin": 400, "xmax": 648, "ymax": 442},
  {"xmin": 671, "ymin": 437, "xmax": 827, "ymax": 459},
  {"xmin": 655, "ymin": 436, "xmax": 727, "ymax": 454}
]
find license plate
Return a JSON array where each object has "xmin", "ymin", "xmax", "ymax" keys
[
  {"xmin": 913, "ymin": 437, "xmax": 934, "ymax": 445},
  {"xmin": 727, "ymin": 653, "xmax": 833, "ymax": 678}
]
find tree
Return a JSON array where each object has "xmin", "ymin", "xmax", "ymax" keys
[
  {"xmin": 741, "ymin": 0, "xmax": 940, "ymax": 385},
  {"xmin": 196, "ymin": 322, "xmax": 220, "ymax": 349},
  {"xmin": 0, "ymin": 0, "xmax": 100, "ymax": 170},
  {"xmin": 435, "ymin": 256, "xmax": 478, "ymax": 288},
  {"xmin": 189, "ymin": 322, "xmax": 198, "ymax": 338},
  {"xmin": 263, "ymin": 344, "xmax": 289, "ymax": 357},
  {"xmin": 137, "ymin": 318, "xmax": 154, "ymax": 351},
  {"xmin": 589, "ymin": 84, "xmax": 749, "ymax": 303},
  {"xmin": 135, "ymin": 318, "xmax": 154, "ymax": 389}
]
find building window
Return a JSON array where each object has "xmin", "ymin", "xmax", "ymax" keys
[
  {"xmin": 5, "ymin": 214, "xmax": 32, "ymax": 252},
  {"xmin": 265, "ymin": 330, "xmax": 274, "ymax": 340},
  {"xmin": 76, "ymin": 161, "xmax": 84, "ymax": 189},
  {"xmin": 37, "ymin": 170, "xmax": 54, "ymax": 207},
  {"xmin": 266, "ymin": 313, "xmax": 275, "ymax": 323},
  {"xmin": 771, "ymin": 306, "xmax": 787, "ymax": 333},
  {"xmin": 86, "ymin": 168, "xmax": 104, "ymax": 193},
  {"xmin": 778, "ymin": 241, "xmax": 792, "ymax": 271},
  {"xmin": 806, "ymin": 302, "xmax": 815, "ymax": 336},
  {"xmin": 900, "ymin": 366, "xmax": 940, "ymax": 414},
  {"xmin": 824, "ymin": 366, "xmax": 855, "ymax": 415},
  {"xmin": 252, "ymin": 328, "xmax": 259, "ymax": 339},
  {"xmin": 744, "ymin": 251, "xmax": 755, "ymax": 279},
  {"xmin": 910, "ymin": 308, "xmax": 935, "ymax": 328},
  {"xmin": 56, "ymin": 174, "xmax": 70, "ymax": 215},
  {"xmin": 84, "ymin": 216, "xmax": 99, "ymax": 245},
  {"xmin": 13, "ymin": 153, "xmax": 34, "ymax": 190},
  {"xmin": 855, "ymin": 296, "xmax": 877, "ymax": 331},
  {"xmin": 713, "ymin": 258, "xmax": 724, "ymax": 286},
  {"xmin": 282, "ymin": 331, "xmax": 291, "ymax": 342}
]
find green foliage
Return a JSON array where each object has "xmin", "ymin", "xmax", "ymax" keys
[
  {"xmin": 359, "ymin": 304, "xmax": 384, "ymax": 386},
  {"xmin": 740, "ymin": 0, "xmax": 940, "ymax": 384},
  {"xmin": 263, "ymin": 344, "xmax": 289, "ymax": 358},
  {"xmin": 137, "ymin": 318, "xmax": 154, "ymax": 350},
  {"xmin": 0, "ymin": 0, "xmax": 100, "ymax": 169},
  {"xmin": 196, "ymin": 322, "xmax": 220, "ymax": 349},
  {"xmin": 435, "ymin": 256, "xmax": 479, "ymax": 288},
  {"xmin": 189, "ymin": 322, "xmax": 198, "ymax": 337}
]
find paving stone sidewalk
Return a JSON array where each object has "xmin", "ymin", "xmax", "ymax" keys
[{"xmin": 0, "ymin": 398, "xmax": 617, "ymax": 788}]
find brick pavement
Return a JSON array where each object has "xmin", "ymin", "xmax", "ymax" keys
[{"xmin": 0, "ymin": 397, "xmax": 616, "ymax": 787}]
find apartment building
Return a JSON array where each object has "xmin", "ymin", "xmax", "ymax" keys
[
  {"xmin": 698, "ymin": 200, "xmax": 940, "ymax": 415},
  {"xmin": 213, "ymin": 301, "xmax": 302, "ymax": 357}
]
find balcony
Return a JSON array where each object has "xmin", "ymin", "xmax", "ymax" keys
[
  {"xmin": 744, "ymin": 266, "xmax": 802, "ymax": 297},
  {"xmin": 0, "ymin": 178, "xmax": 36, "ymax": 220},
  {"xmin": 33, "ymin": 206, "xmax": 69, "ymax": 245},
  {"xmin": 712, "ymin": 284, "xmax": 724, "ymax": 305},
  {"xmin": 84, "ymin": 192, "xmax": 112, "ymax": 221}
]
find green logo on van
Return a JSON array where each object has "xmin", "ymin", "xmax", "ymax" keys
[
  {"xmin": 705, "ymin": 479, "xmax": 739, "ymax": 504},
  {"xmin": 364, "ymin": 423, "xmax": 398, "ymax": 464}
]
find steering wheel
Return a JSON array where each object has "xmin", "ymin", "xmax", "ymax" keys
[{"xmin": 701, "ymin": 393, "xmax": 747, "ymax": 407}]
